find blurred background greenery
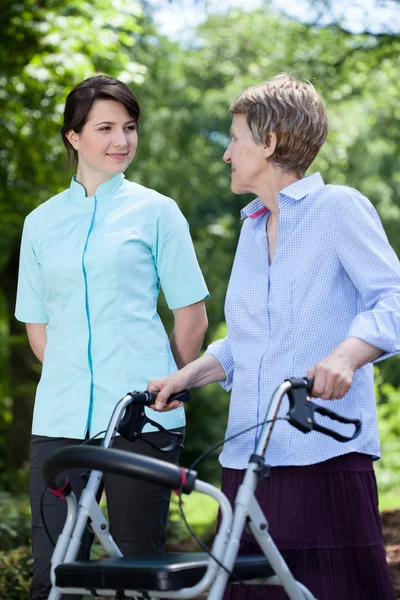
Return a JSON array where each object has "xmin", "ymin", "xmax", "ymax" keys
[{"xmin": 1, "ymin": 0, "xmax": 400, "ymax": 593}]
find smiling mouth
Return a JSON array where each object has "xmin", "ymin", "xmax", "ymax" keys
[{"xmin": 107, "ymin": 153, "xmax": 129, "ymax": 159}]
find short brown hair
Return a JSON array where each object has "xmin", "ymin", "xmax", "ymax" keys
[
  {"xmin": 60, "ymin": 75, "xmax": 140, "ymax": 165},
  {"xmin": 229, "ymin": 73, "xmax": 328, "ymax": 177}
]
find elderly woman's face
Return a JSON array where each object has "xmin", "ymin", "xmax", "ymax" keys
[{"xmin": 223, "ymin": 113, "xmax": 270, "ymax": 196}]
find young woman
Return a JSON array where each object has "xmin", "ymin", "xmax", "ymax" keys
[{"xmin": 15, "ymin": 75, "xmax": 209, "ymax": 600}]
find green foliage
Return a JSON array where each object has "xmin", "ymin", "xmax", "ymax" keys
[
  {"xmin": 0, "ymin": 493, "xmax": 31, "ymax": 551},
  {"xmin": 0, "ymin": 545, "xmax": 32, "ymax": 599},
  {"xmin": 375, "ymin": 369, "xmax": 400, "ymax": 498},
  {"xmin": 166, "ymin": 492, "xmax": 218, "ymax": 549},
  {"xmin": 1, "ymin": 0, "xmax": 146, "ymax": 234}
]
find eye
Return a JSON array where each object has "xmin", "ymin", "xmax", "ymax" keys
[
  {"xmin": 99, "ymin": 126, "xmax": 111, "ymax": 131},
  {"xmin": 125, "ymin": 124, "xmax": 137, "ymax": 131}
]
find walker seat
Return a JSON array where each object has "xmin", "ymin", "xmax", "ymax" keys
[{"xmin": 55, "ymin": 553, "xmax": 273, "ymax": 592}]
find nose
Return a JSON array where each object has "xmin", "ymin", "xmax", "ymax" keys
[
  {"xmin": 223, "ymin": 144, "xmax": 232, "ymax": 163},
  {"xmin": 112, "ymin": 129, "xmax": 129, "ymax": 148}
]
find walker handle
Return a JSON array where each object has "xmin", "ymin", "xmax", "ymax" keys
[
  {"xmin": 118, "ymin": 390, "xmax": 190, "ymax": 452},
  {"xmin": 128, "ymin": 389, "xmax": 190, "ymax": 406},
  {"xmin": 285, "ymin": 377, "xmax": 361, "ymax": 442}
]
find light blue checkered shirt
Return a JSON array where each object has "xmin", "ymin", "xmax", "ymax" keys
[{"xmin": 207, "ymin": 173, "xmax": 400, "ymax": 469}]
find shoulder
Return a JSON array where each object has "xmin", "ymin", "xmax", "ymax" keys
[
  {"xmin": 121, "ymin": 180, "xmax": 188, "ymax": 233},
  {"xmin": 314, "ymin": 184, "xmax": 380, "ymax": 226},
  {"xmin": 318, "ymin": 184, "xmax": 376, "ymax": 214},
  {"xmin": 122, "ymin": 179, "xmax": 181, "ymax": 214},
  {"xmin": 24, "ymin": 189, "xmax": 70, "ymax": 235}
]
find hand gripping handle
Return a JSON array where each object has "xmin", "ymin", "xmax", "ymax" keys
[
  {"xmin": 285, "ymin": 377, "xmax": 361, "ymax": 443},
  {"xmin": 128, "ymin": 389, "xmax": 190, "ymax": 406}
]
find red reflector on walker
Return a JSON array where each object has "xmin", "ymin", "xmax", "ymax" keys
[
  {"xmin": 49, "ymin": 478, "xmax": 70, "ymax": 500},
  {"xmin": 173, "ymin": 467, "xmax": 187, "ymax": 501}
]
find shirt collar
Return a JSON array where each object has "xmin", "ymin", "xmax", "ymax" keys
[
  {"xmin": 70, "ymin": 173, "xmax": 125, "ymax": 201},
  {"xmin": 241, "ymin": 172, "xmax": 325, "ymax": 219}
]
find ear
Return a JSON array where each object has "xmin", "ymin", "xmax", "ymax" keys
[
  {"xmin": 65, "ymin": 129, "xmax": 80, "ymax": 150},
  {"xmin": 262, "ymin": 132, "xmax": 277, "ymax": 159}
]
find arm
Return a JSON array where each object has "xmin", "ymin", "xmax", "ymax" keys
[
  {"xmin": 309, "ymin": 190, "xmax": 400, "ymax": 399},
  {"xmin": 15, "ymin": 218, "xmax": 49, "ymax": 325},
  {"xmin": 155, "ymin": 199, "xmax": 209, "ymax": 322},
  {"xmin": 26, "ymin": 323, "xmax": 47, "ymax": 363},
  {"xmin": 148, "ymin": 332, "xmax": 234, "ymax": 410},
  {"xmin": 169, "ymin": 300, "xmax": 208, "ymax": 368},
  {"xmin": 148, "ymin": 353, "xmax": 226, "ymax": 410},
  {"xmin": 307, "ymin": 336, "xmax": 382, "ymax": 400}
]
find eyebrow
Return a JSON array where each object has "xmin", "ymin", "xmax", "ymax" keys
[{"xmin": 93, "ymin": 120, "xmax": 137, "ymax": 127}]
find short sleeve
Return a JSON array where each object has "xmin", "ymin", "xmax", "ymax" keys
[
  {"xmin": 15, "ymin": 219, "xmax": 49, "ymax": 324},
  {"xmin": 154, "ymin": 201, "xmax": 209, "ymax": 309}
]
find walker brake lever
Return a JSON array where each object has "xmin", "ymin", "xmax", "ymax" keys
[
  {"xmin": 117, "ymin": 390, "xmax": 190, "ymax": 452},
  {"xmin": 285, "ymin": 377, "xmax": 361, "ymax": 443}
]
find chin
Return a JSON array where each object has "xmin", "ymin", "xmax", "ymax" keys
[
  {"xmin": 231, "ymin": 184, "xmax": 248, "ymax": 195},
  {"xmin": 107, "ymin": 162, "xmax": 129, "ymax": 174}
]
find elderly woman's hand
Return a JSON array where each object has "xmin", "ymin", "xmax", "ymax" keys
[
  {"xmin": 147, "ymin": 371, "xmax": 190, "ymax": 412},
  {"xmin": 306, "ymin": 355, "xmax": 354, "ymax": 400},
  {"xmin": 307, "ymin": 337, "xmax": 382, "ymax": 400}
]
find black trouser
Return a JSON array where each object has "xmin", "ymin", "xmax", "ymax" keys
[{"xmin": 29, "ymin": 428, "xmax": 184, "ymax": 600}]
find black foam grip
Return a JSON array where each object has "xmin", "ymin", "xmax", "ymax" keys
[
  {"xmin": 285, "ymin": 377, "xmax": 311, "ymax": 391},
  {"xmin": 129, "ymin": 389, "xmax": 191, "ymax": 406},
  {"xmin": 304, "ymin": 377, "xmax": 313, "ymax": 394}
]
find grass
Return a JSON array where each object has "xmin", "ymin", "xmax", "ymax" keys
[
  {"xmin": 170, "ymin": 491, "xmax": 219, "ymax": 528},
  {"xmin": 167, "ymin": 490, "xmax": 219, "ymax": 547},
  {"xmin": 379, "ymin": 489, "xmax": 400, "ymax": 512}
]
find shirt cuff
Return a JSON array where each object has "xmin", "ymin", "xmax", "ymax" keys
[
  {"xmin": 167, "ymin": 290, "xmax": 209, "ymax": 310},
  {"xmin": 348, "ymin": 312, "xmax": 400, "ymax": 362},
  {"xmin": 205, "ymin": 337, "xmax": 234, "ymax": 391}
]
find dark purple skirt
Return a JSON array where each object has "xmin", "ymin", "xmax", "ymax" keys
[{"xmin": 220, "ymin": 453, "xmax": 395, "ymax": 600}]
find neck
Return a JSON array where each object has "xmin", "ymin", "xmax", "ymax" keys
[
  {"xmin": 75, "ymin": 169, "xmax": 115, "ymax": 197},
  {"xmin": 257, "ymin": 168, "xmax": 300, "ymax": 217}
]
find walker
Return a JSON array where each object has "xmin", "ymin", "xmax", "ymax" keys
[{"xmin": 44, "ymin": 377, "xmax": 360, "ymax": 600}]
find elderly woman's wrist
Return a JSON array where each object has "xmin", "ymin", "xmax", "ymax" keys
[
  {"xmin": 182, "ymin": 354, "xmax": 224, "ymax": 388},
  {"xmin": 332, "ymin": 337, "xmax": 381, "ymax": 371}
]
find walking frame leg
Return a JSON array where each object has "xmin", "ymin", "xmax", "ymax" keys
[
  {"xmin": 247, "ymin": 495, "xmax": 316, "ymax": 600},
  {"xmin": 48, "ymin": 493, "xmax": 78, "ymax": 600},
  {"xmin": 48, "ymin": 396, "xmax": 135, "ymax": 597},
  {"xmin": 49, "ymin": 469, "xmax": 122, "ymax": 598}
]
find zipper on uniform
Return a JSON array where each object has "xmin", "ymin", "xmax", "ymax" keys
[{"xmin": 81, "ymin": 196, "xmax": 97, "ymax": 437}]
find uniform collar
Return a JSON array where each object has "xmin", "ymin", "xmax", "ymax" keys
[
  {"xmin": 69, "ymin": 173, "xmax": 125, "ymax": 201},
  {"xmin": 241, "ymin": 172, "xmax": 325, "ymax": 219}
]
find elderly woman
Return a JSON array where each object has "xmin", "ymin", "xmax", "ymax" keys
[{"xmin": 148, "ymin": 74, "xmax": 400, "ymax": 599}]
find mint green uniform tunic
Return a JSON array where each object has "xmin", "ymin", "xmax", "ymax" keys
[{"xmin": 15, "ymin": 174, "xmax": 208, "ymax": 438}]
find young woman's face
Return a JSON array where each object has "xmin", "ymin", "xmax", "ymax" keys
[{"xmin": 66, "ymin": 99, "xmax": 138, "ymax": 180}]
